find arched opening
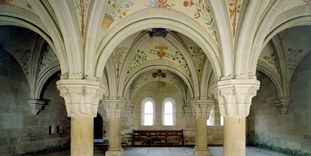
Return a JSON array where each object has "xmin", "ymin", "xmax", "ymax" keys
[
  {"xmin": 250, "ymin": 25, "xmax": 311, "ymax": 155},
  {"xmin": 162, "ymin": 97, "xmax": 176, "ymax": 126},
  {"xmin": 0, "ymin": 25, "xmax": 69, "ymax": 155},
  {"xmin": 141, "ymin": 97, "xmax": 156, "ymax": 126},
  {"xmin": 94, "ymin": 113, "xmax": 104, "ymax": 143}
]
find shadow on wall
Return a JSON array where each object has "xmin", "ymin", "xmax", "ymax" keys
[
  {"xmin": 0, "ymin": 47, "xmax": 70, "ymax": 155},
  {"xmin": 94, "ymin": 113, "xmax": 104, "ymax": 144},
  {"xmin": 248, "ymin": 53, "xmax": 311, "ymax": 156}
]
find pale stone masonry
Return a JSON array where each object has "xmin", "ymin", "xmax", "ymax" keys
[{"xmin": 1, "ymin": 1, "xmax": 311, "ymax": 156}]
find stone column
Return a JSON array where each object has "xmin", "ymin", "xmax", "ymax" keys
[
  {"xmin": 212, "ymin": 79, "xmax": 260, "ymax": 156},
  {"xmin": 103, "ymin": 98, "xmax": 125, "ymax": 156},
  {"xmin": 214, "ymin": 102, "xmax": 221, "ymax": 125},
  {"xmin": 57, "ymin": 78, "xmax": 105, "ymax": 156},
  {"xmin": 191, "ymin": 99, "xmax": 214, "ymax": 156}
]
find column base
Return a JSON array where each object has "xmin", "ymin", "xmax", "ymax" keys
[
  {"xmin": 195, "ymin": 149, "xmax": 211, "ymax": 156},
  {"xmin": 105, "ymin": 150, "xmax": 123, "ymax": 156}
]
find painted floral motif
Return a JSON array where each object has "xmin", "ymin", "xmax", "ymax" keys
[
  {"xmin": 103, "ymin": 0, "xmax": 133, "ymax": 30},
  {"xmin": 286, "ymin": 48, "xmax": 306, "ymax": 75},
  {"xmin": 105, "ymin": 0, "xmax": 133, "ymax": 20},
  {"xmin": 74, "ymin": 0, "xmax": 91, "ymax": 37},
  {"xmin": 112, "ymin": 46, "xmax": 128, "ymax": 78},
  {"xmin": 182, "ymin": 0, "xmax": 216, "ymax": 37},
  {"xmin": 226, "ymin": 0, "xmax": 243, "ymax": 37},
  {"xmin": 189, "ymin": 46, "xmax": 206, "ymax": 75},
  {"xmin": 150, "ymin": 45, "xmax": 168, "ymax": 58},
  {"xmin": 167, "ymin": 51, "xmax": 188, "ymax": 70},
  {"xmin": 263, "ymin": 53, "xmax": 280, "ymax": 74},
  {"xmin": 127, "ymin": 48, "xmax": 190, "ymax": 75},
  {"xmin": 183, "ymin": 0, "xmax": 212, "ymax": 23},
  {"xmin": 149, "ymin": 47, "xmax": 189, "ymax": 71},
  {"xmin": 128, "ymin": 49, "xmax": 148, "ymax": 73},
  {"xmin": 39, "ymin": 47, "xmax": 57, "ymax": 72},
  {"xmin": 146, "ymin": 0, "xmax": 175, "ymax": 8}
]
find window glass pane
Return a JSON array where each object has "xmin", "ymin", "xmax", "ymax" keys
[
  {"xmin": 164, "ymin": 102, "xmax": 172, "ymax": 113},
  {"xmin": 207, "ymin": 118, "xmax": 215, "ymax": 126},
  {"xmin": 220, "ymin": 116, "xmax": 224, "ymax": 126},
  {"xmin": 144, "ymin": 114, "xmax": 153, "ymax": 125},
  {"xmin": 144, "ymin": 101, "xmax": 153, "ymax": 113},
  {"xmin": 164, "ymin": 114, "xmax": 173, "ymax": 125},
  {"xmin": 207, "ymin": 108, "xmax": 215, "ymax": 126}
]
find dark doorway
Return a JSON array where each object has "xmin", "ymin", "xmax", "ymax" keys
[{"xmin": 94, "ymin": 113, "xmax": 103, "ymax": 140}]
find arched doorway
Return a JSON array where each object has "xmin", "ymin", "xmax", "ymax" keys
[{"xmin": 94, "ymin": 113, "xmax": 104, "ymax": 143}]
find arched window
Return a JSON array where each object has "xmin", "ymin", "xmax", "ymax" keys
[
  {"xmin": 141, "ymin": 97, "xmax": 155, "ymax": 126},
  {"xmin": 207, "ymin": 105, "xmax": 215, "ymax": 126},
  {"xmin": 220, "ymin": 115, "xmax": 224, "ymax": 126},
  {"xmin": 162, "ymin": 98, "xmax": 176, "ymax": 126}
]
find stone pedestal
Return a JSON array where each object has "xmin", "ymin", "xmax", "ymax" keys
[
  {"xmin": 212, "ymin": 79, "xmax": 260, "ymax": 156},
  {"xmin": 191, "ymin": 99, "xmax": 213, "ymax": 156},
  {"xmin": 103, "ymin": 98, "xmax": 125, "ymax": 156},
  {"xmin": 57, "ymin": 78, "xmax": 105, "ymax": 156}
]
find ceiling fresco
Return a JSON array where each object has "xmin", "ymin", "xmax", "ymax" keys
[
  {"xmin": 259, "ymin": 26, "xmax": 311, "ymax": 81},
  {"xmin": 225, "ymin": 0, "xmax": 243, "ymax": 38},
  {"xmin": 129, "ymin": 69, "xmax": 187, "ymax": 98},
  {"xmin": 100, "ymin": 0, "xmax": 217, "ymax": 42},
  {"xmin": 278, "ymin": 26, "xmax": 311, "ymax": 78},
  {"xmin": 127, "ymin": 35, "xmax": 190, "ymax": 75},
  {"xmin": 259, "ymin": 43, "xmax": 281, "ymax": 75},
  {"xmin": 39, "ymin": 45, "xmax": 58, "ymax": 73}
]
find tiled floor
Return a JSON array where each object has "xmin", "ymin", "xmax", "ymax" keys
[{"xmin": 41, "ymin": 146, "xmax": 290, "ymax": 156}]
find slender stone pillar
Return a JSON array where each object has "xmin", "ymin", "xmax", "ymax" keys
[
  {"xmin": 191, "ymin": 99, "xmax": 213, "ymax": 156},
  {"xmin": 103, "ymin": 98, "xmax": 125, "ymax": 156},
  {"xmin": 57, "ymin": 78, "xmax": 105, "ymax": 156},
  {"xmin": 212, "ymin": 79, "xmax": 260, "ymax": 156},
  {"xmin": 214, "ymin": 103, "xmax": 221, "ymax": 125}
]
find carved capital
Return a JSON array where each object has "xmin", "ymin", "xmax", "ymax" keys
[
  {"xmin": 28, "ymin": 99, "xmax": 48, "ymax": 115},
  {"xmin": 191, "ymin": 99, "xmax": 214, "ymax": 119},
  {"xmin": 212, "ymin": 79, "xmax": 260, "ymax": 117},
  {"xmin": 274, "ymin": 98, "xmax": 289, "ymax": 115},
  {"xmin": 122, "ymin": 105, "xmax": 133, "ymax": 116},
  {"xmin": 102, "ymin": 97, "xmax": 126, "ymax": 119},
  {"xmin": 184, "ymin": 106, "xmax": 192, "ymax": 114},
  {"xmin": 57, "ymin": 79, "xmax": 105, "ymax": 118}
]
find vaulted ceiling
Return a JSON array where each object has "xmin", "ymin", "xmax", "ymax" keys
[{"xmin": 0, "ymin": 0, "xmax": 311, "ymax": 105}]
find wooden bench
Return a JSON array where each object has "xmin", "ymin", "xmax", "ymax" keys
[{"xmin": 132, "ymin": 129, "xmax": 184, "ymax": 146}]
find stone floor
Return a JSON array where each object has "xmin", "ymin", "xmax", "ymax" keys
[{"xmin": 40, "ymin": 146, "xmax": 289, "ymax": 156}]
